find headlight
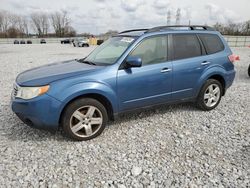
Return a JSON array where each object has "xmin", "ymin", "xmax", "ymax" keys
[{"xmin": 15, "ymin": 85, "xmax": 50, "ymax": 100}]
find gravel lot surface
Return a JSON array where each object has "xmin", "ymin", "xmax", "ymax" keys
[{"xmin": 0, "ymin": 44, "xmax": 249, "ymax": 187}]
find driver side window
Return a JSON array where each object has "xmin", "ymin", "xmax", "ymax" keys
[{"xmin": 129, "ymin": 35, "xmax": 168, "ymax": 66}]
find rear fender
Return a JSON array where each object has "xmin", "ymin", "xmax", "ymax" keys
[{"xmin": 194, "ymin": 66, "xmax": 226, "ymax": 97}]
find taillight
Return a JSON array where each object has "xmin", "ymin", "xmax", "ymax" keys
[{"xmin": 228, "ymin": 54, "xmax": 240, "ymax": 63}]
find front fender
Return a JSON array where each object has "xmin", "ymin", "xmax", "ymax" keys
[
  {"xmin": 48, "ymin": 81, "xmax": 118, "ymax": 115},
  {"xmin": 194, "ymin": 65, "xmax": 227, "ymax": 97}
]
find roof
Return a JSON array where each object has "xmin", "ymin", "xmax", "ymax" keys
[{"xmin": 118, "ymin": 25, "xmax": 215, "ymax": 37}]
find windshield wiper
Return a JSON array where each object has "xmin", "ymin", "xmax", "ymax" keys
[{"xmin": 76, "ymin": 58, "xmax": 96, "ymax": 65}]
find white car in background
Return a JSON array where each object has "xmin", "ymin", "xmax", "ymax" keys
[{"xmin": 73, "ymin": 38, "xmax": 89, "ymax": 47}]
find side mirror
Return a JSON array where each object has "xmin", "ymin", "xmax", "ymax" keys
[{"xmin": 126, "ymin": 56, "xmax": 142, "ymax": 68}]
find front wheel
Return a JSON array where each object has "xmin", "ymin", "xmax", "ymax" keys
[
  {"xmin": 62, "ymin": 98, "xmax": 108, "ymax": 141},
  {"xmin": 197, "ymin": 79, "xmax": 222, "ymax": 111}
]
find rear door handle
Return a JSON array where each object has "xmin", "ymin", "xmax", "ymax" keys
[
  {"xmin": 161, "ymin": 68, "xmax": 172, "ymax": 73},
  {"xmin": 201, "ymin": 61, "xmax": 211, "ymax": 66}
]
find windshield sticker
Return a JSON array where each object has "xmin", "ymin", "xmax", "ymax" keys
[{"xmin": 121, "ymin": 37, "xmax": 134, "ymax": 43}]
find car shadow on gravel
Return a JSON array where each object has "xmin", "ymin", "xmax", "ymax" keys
[
  {"xmin": 109, "ymin": 102, "xmax": 199, "ymax": 125},
  {"xmin": 1, "ymin": 109, "xmax": 71, "ymax": 142},
  {"xmin": 3, "ymin": 122, "xmax": 71, "ymax": 142},
  {"xmin": 3, "ymin": 102, "xmax": 198, "ymax": 142}
]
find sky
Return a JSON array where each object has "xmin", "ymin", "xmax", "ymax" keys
[{"xmin": 1, "ymin": 0, "xmax": 250, "ymax": 34}]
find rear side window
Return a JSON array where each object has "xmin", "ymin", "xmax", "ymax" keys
[
  {"xmin": 198, "ymin": 34, "xmax": 224, "ymax": 54},
  {"xmin": 172, "ymin": 34, "xmax": 202, "ymax": 60}
]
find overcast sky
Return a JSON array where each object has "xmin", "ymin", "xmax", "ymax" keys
[{"xmin": 1, "ymin": 0, "xmax": 250, "ymax": 34}]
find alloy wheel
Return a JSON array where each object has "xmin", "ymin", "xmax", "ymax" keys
[
  {"xmin": 69, "ymin": 106, "xmax": 103, "ymax": 138},
  {"xmin": 204, "ymin": 84, "xmax": 221, "ymax": 108}
]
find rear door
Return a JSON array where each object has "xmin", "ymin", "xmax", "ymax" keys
[
  {"xmin": 170, "ymin": 33, "xmax": 208, "ymax": 101},
  {"xmin": 198, "ymin": 33, "xmax": 227, "ymax": 67}
]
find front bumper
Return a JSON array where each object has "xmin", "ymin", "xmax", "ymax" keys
[{"xmin": 11, "ymin": 94, "xmax": 62, "ymax": 130}]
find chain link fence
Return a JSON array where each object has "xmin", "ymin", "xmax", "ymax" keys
[
  {"xmin": 223, "ymin": 36, "xmax": 250, "ymax": 47},
  {"xmin": 0, "ymin": 36, "xmax": 250, "ymax": 47}
]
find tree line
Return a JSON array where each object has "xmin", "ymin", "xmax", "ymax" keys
[
  {"xmin": 1, "ymin": 9, "xmax": 250, "ymax": 38},
  {"xmin": 214, "ymin": 21, "xmax": 250, "ymax": 36},
  {"xmin": 0, "ymin": 10, "xmax": 76, "ymax": 38}
]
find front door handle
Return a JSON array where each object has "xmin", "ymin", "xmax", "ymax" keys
[
  {"xmin": 201, "ymin": 61, "xmax": 211, "ymax": 66},
  {"xmin": 161, "ymin": 68, "xmax": 172, "ymax": 73}
]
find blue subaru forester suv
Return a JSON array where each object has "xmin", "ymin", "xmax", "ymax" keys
[{"xmin": 11, "ymin": 25, "xmax": 236, "ymax": 141}]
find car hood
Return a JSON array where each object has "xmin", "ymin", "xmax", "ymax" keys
[{"xmin": 16, "ymin": 60, "xmax": 104, "ymax": 86}]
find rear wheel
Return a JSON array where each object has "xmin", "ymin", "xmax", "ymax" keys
[
  {"xmin": 62, "ymin": 98, "xmax": 108, "ymax": 141},
  {"xmin": 197, "ymin": 79, "xmax": 222, "ymax": 111}
]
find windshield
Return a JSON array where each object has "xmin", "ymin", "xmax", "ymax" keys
[{"xmin": 84, "ymin": 36, "xmax": 135, "ymax": 65}]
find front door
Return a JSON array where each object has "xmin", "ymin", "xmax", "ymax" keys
[{"xmin": 117, "ymin": 35, "xmax": 172, "ymax": 112}]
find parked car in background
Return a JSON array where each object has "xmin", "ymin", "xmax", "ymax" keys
[
  {"xmin": 61, "ymin": 39, "xmax": 71, "ymax": 44},
  {"xmin": 11, "ymin": 25, "xmax": 237, "ymax": 141},
  {"xmin": 13, "ymin": 40, "xmax": 19, "ymax": 44},
  {"xmin": 27, "ymin": 40, "xmax": 32, "ymax": 44},
  {"xmin": 40, "ymin": 39, "xmax": 46, "ymax": 44},
  {"xmin": 73, "ymin": 38, "xmax": 89, "ymax": 47},
  {"xmin": 20, "ymin": 40, "xmax": 25, "ymax": 44}
]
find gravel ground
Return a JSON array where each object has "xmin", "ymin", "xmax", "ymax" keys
[{"xmin": 0, "ymin": 44, "xmax": 249, "ymax": 187}]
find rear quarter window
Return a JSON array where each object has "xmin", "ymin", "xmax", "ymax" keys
[{"xmin": 198, "ymin": 34, "xmax": 224, "ymax": 54}]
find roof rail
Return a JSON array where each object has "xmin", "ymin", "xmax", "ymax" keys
[
  {"xmin": 119, "ymin": 29, "xmax": 148, "ymax": 34},
  {"xmin": 146, "ymin": 25, "xmax": 215, "ymax": 33}
]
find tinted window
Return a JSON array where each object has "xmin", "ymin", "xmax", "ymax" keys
[
  {"xmin": 172, "ymin": 34, "xmax": 202, "ymax": 60},
  {"xmin": 198, "ymin": 34, "xmax": 224, "ymax": 54},
  {"xmin": 129, "ymin": 36, "xmax": 167, "ymax": 66}
]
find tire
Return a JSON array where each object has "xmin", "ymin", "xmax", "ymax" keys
[
  {"xmin": 196, "ymin": 79, "xmax": 223, "ymax": 111},
  {"xmin": 62, "ymin": 98, "xmax": 108, "ymax": 141},
  {"xmin": 248, "ymin": 64, "xmax": 250, "ymax": 77},
  {"xmin": 82, "ymin": 44, "xmax": 89, "ymax": 47}
]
